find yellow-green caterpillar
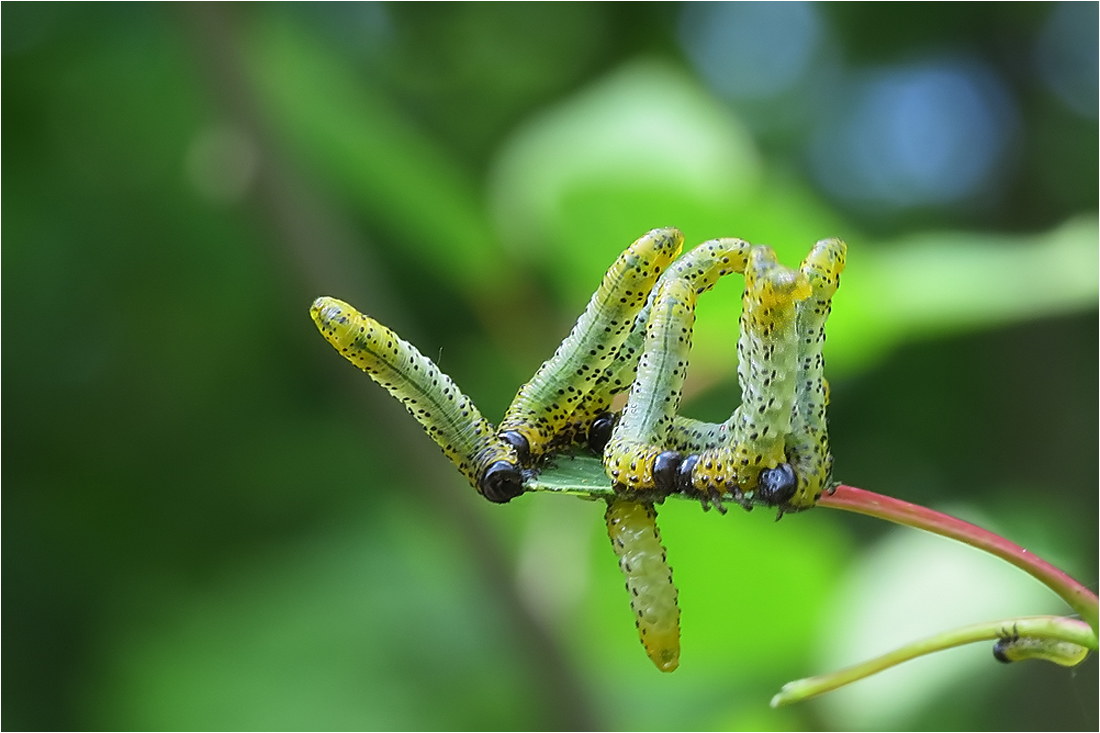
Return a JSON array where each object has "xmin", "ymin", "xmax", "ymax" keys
[
  {"xmin": 605, "ymin": 497, "xmax": 680, "ymax": 672},
  {"xmin": 582, "ymin": 237, "xmax": 750, "ymax": 462},
  {"xmin": 498, "ymin": 228, "xmax": 684, "ymax": 464},
  {"xmin": 681, "ymin": 246, "xmax": 811, "ymax": 509},
  {"xmin": 785, "ymin": 238, "xmax": 846, "ymax": 508},
  {"xmin": 582, "ymin": 238, "xmax": 751, "ymax": 411},
  {"xmin": 602, "ymin": 276, "xmax": 697, "ymax": 495},
  {"xmin": 993, "ymin": 626, "xmax": 1090, "ymax": 667},
  {"xmin": 310, "ymin": 297, "xmax": 524, "ymax": 503}
]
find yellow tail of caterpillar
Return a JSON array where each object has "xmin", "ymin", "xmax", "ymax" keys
[
  {"xmin": 785, "ymin": 238, "xmax": 847, "ymax": 508},
  {"xmin": 498, "ymin": 228, "xmax": 684, "ymax": 463},
  {"xmin": 605, "ymin": 497, "xmax": 680, "ymax": 672},
  {"xmin": 685, "ymin": 246, "xmax": 810, "ymax": 508},
  {"xmin": 310, "ymin": 297, "xmax": 524, "ymax": 503},
  {"xmin": 993, "ymin": 626, "xmax": 1090, "ymax": 667},
  {"xmin": 603, "ymin": 277, "xmax": 698, "ymax": 495}
]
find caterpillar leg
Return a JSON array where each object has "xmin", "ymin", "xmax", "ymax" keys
[
  {"xmin": 605, "ymin": 498, "xmax": 680, "ymax": 672},
  {"xmin": 311, "ymin": 297, "xmax": 524, "ymax": 503},
  {"xmin": 785, "ymin": 238, "xmax": 846, "ymax": 509},
  {"xmin": 497, "ymin": 228, "xmax": 684, "ymax": 464},
  {"xmin": 603, "ymin": 276, "xmax": 698, "ymax": 498}
]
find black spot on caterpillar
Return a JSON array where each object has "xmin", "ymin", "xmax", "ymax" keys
[
  {"xmin": 603, "ymin": 276, "xmax": 697, "ymax": 496},
  {"xmin": 498, "ymin": 228, "xmax": 684, "ymax": 463},
  {"xmin": 605, "ymin": 497, "xmax": 680, "ymax": 672},
  {"xmin": 993, "ymin": 625, "xmax": 1090, "ymax": 667},
  {"xmin": 311, "ymin": 297, "xmax": 523, "ymax": 503}
]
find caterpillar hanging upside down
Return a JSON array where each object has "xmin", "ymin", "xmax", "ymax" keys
[{"xmin": 309, "ymin": 229, "xmax": 846, "ymax": 673}]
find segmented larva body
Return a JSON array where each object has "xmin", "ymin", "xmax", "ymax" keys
[
  {"xmin": 688, "ymin": 247, "xmax": 810, "ymax": 500},
  {"xmin": 603, "ymin": 277, "xmax": 697, "ymax": 494},
  {"xmin": 498, "ymin": 228, "xmax": 684, "ymax": 462},
  {"xmin": 583, "ymin": 237, "xmax": 750, "ymax": 407},
  {"xmin": 310, "ymin": 297, "xmax": 523, "ymax": 503},
  {"xmin": 664, "ymin": 416, "xmax": 730, "ymax": 453},
  {"xmin": 572, "ymin": 238, "xmax": 749, "ymax": 458},
  {"xmin": 785, "ymin": 238, "xmax": 846, "ymax": 509},
  {"xmin": 993, "ymin": 629, "xmax": 1090, "ymax": 667},
  {"xmin": 605, "ymin": 498, "xmax": 680, "ymax": 672}
]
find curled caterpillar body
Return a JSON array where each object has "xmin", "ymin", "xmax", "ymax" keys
[
  {"xmin": 993, "ymin": 627, "xmax": 1090, "ymax": 667},
  {"xmin": 604, "ymin": 277, "xmax": 697, "ymax": 496},
  {"xmin": 498, "ymin": 228, "xmax": 684, "ymax": 462},
  {"xmin": 688, "ymin": 247, "xmax": 809, "ymax": 505},
  {"xmin": 785, "ymin": 238, "xmax": 847, "ymax": 508},
  {"xmin": 605, "ymin": 498, "xmax": 681, "ymax": 672},
  {"xmin": 311, "ymin": 297, "xmax": 523, "ymax": 503}
]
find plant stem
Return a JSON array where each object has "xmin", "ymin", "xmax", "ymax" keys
[
  {"xmin": 818, "ymin": 485, "xmax": 1099, "ymax": 633},
  {"xmin": 771, "ymin": 615, "xmax": 1095, "ymax": 707}
]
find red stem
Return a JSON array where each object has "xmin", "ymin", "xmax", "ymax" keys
[{"xmin": 819, "ymin": 485, "xmax": 1099, "ymax": 632}]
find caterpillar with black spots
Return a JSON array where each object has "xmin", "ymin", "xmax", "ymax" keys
[
  {"xmin": 602, "ymin": 276, "xmax": 697, "ymax": 496},
  {"xmin": 993, "ymin": 625, "xmax": 1090, "ymax": 667},
  {"xmin": 667, "ymin": 240, "xmax": 846, "ymax": 512},
  {"xmin": 310, "ymin": 297, "xmax": 524, "ymax": 503},
  {"xmin": 680, "ymin": 245, "xmax": 811, "ymax": 510},
  {"xmin": 576, "ymin": 237, "xmax": 751, "ymax": 431},
  {"xmin": 785, "ymin": 238, "xmax": 846, "ymax": 508},
  {"xmin": 497, "ymin": 227, "xmax": 684, "ymax": 465},
  {"xmin": 605, "ymin": 497, "xmax": 680, "ymax": 672}
]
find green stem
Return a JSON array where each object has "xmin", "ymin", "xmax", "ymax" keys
[
  {"xmin": 771, "ymin": 615, "xmax": 1095, "ymax": 707},
  {"xmin": 818, "ymin": 485, "xmax": 1099, "ymax": 633}
]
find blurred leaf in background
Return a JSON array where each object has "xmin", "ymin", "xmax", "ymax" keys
[{"xmin": 3, "ymin": 3, "xmax": 1096, "ymax": 731}]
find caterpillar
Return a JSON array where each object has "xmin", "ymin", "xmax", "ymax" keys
[
  {"xmin": 605, "ymin": 497, "xmax": 680, "ymax": 672},
  {"xmin": 683, "ymin": 246, "xmax": 811, "ymax": 509},
  {"xmin": 603, "ymin": 276, "xmax": 697, "ymax": 496},
  {"xmin": 497, "ymin": 228, "xmax": 684, "ymax": 464},
  {"xmin": 580, "ymin": 237, "xmax": 750, "ymax": 460},
  {"xmin": 784, "ymin": 238, "xmax": 847, "ymax": 509},
  {"xmin": 310, "ymin": 297, "xmax": 524, "ymax": 503},
  {"xmin": 580, "ymin": 237, "xmax": 751, "ymax": 412},
  {"xmin": 993, "ymin": 626, "xmax": 1090, "ymax": 667}
]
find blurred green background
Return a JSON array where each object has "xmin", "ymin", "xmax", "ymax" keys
[{"xmin": 4, "ymin": 3, "xmax": 1097, "ymax": 730}]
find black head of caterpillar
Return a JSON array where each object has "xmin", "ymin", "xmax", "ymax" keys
[
  {"xmin": 311, "ymin": 296, "xmax": 523, "ymax": 503},
  {"xmin": 586, "ymin": 412, "xmax": 617, "ymax": 455}
]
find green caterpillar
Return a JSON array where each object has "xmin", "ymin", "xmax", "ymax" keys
[
  {"xmin": 497, "ymin": 228, "xmax": 684, "ymax": 464},
  {"xmin": 310, "ymin": 297, "xmax": 524, "ymax": 503},
  {"xmin": 603, "ymin": 276, "xmax": 698, "ymax": 495},
  {"xmin": 993, "ymin": 626, "xmax": 1090, "ymax": 667},
  {"xmin": 581, "ymin": 237, "xmax": 750, "ymax": 460},
  {"xmin": 681, "ymin": 246, "xmax": 811, "ymax": 509},
  {"xmin": 785, "ymin": 238, "xmax": 847, "ymax": 508},
  {"xmin": 605, "ymin": 497, "xmax": 680, "ymax": 672}
]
